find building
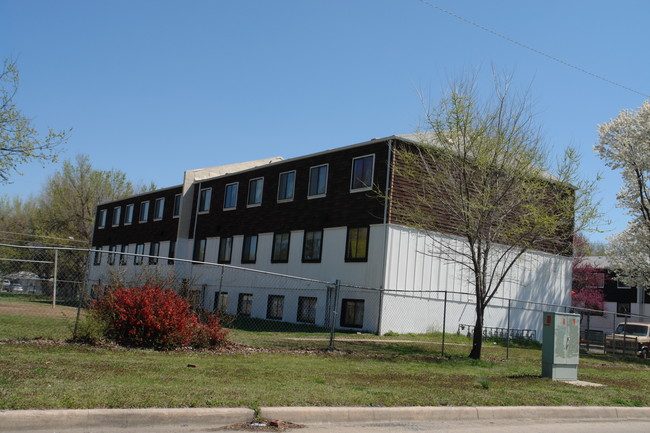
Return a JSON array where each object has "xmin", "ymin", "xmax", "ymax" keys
[{"xmin": 89, "ymin": 134, "xmax": 573, "ymax": 337}]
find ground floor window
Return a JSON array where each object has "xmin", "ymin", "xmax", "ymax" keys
[
  {"xmin": 93, "ymin": 247, "xmax": 102, "ymax": 265},
  {"xmin": 341, "ymin": 298, "xmax": 364, "ymax": 328},
  {"xmin": 267, "ymin": 295, "xmax": 284, "ymax": 320},
  {"xmin": 617, "ymin": 302, "xmax": 631, "ymax": 317},
  {"xmin": 214, "ymin": 291, "xmax": 228, "ymax": 313},
  {"xmin": 297, "ymin": 296, "xmax": 317, "ymax": 323},
  {"xmin": 238, "ymin": 293, "xmax": 253, "ymax": 316}
]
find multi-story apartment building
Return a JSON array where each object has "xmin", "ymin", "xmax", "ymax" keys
[{"xmin": 89, "ymin": 134, "xmax": 573, "ymax": 336}]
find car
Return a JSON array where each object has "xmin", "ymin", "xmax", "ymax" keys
[
  {"xmin": 604, "ymin": 322, "xmax": 650, "ymax": 358},
  {"xmin": 10, "ymin": 283, "xmax": 23, "ymax": 293},
  {"xmin": 1, "ymin": 279, "xmax": 10, "ymax": 290}
]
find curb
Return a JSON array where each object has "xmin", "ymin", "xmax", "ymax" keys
[{"xmin": 3, "ymin": 406, "xmax": 650, "ymax": 431}]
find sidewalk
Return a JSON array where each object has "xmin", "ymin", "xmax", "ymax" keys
[{"xmin": 2, "ymin": 406, "xmax": 650, "ymax": 432}]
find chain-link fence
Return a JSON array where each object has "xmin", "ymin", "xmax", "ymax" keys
[{"xmin": 2, "ymin": 242, "xmax": 649, "ymax": 359}]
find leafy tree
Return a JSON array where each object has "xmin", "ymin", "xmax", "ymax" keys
[
  {"xmin": 596, "ymin": 101, "xmax": 650, "ymax": 287},
  {"xmin": 391, "ymin": 76, "xmax": 600, "ymax": 359},
  {"xmin": 0, "ymin": 58, "xmax": 69, "ymax": 183}
]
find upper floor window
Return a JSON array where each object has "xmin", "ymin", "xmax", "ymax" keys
[
  {"xmin": 218, "ymin": 237, "xmax": 233, "ymax": 264},
  {"xmin": 272, "ymin": 232, "xmax": 290, "ymax": 263},
  {"xmin": 149, "ymin": 242, "xmax": 160, "ymax": 265},
  {"xmin": 112, "ymin": 206, "xmax": 122, "ymax": 227},
  {"xmin": 350, "ymin": 154, "xmax": 375, "ymax": 191},
  {"xmin": 308, "ymin": 164, "xmax": 328, "ymax": 198},
  {"xmin": 302, "ymin": 230, "xmax": 323, "ymax": 263},
  {"xmin": 224, "ymin": 182, "xmax": 238, "ymax": 210},
  {"xmin": 198, "ymin": 187, "xmax": 212, "ymax": 213},
  {"xmin": 277, "ymin": 171, "xmax": 295, "ymax": 202},
  {"xmin": 124, "ymin": 204, "xmax": 134, "ymax": 225},
  {"xmin": 242, "ymin": 235, "xmax": 258, "ymax": 264},
  {"xmin": 139, "ymin": 201, "xmax": 150, "ymax": 223},
  {"xmin": 173, "ymin": 194, "xmax": 182, "ymax": 218},
  {"xmin": 153, "ymin": 198, "xmax": 165, "ymax": 220},
  {"xmin": 345, "ymin": 226, "xmax": 369, "ymax": 262},
  {"xmin": 247, "ymin": 177, "xmax": 264, "ymax": 207},
  {"xmin": 98, "ymin": 209, "xmax": 107, "ymax": 229}
]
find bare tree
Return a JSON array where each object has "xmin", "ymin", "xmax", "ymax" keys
[{"xmin": 391, "ymin": 75, "xmax": 599, "ymax": 359}]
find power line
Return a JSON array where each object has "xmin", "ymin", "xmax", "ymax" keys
[{"xmin": 417, "ymin": 0, "xmax": 650, "ymax": 99}]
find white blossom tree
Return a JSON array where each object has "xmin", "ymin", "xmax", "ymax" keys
[{"xmin": 596, "ymin": 100, "xmax": 650, "ymax": 287}]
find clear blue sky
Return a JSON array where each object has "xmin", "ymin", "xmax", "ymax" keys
[{"xmin": 1, "ymin": 0, "xmax": 648, "ymax": 244}]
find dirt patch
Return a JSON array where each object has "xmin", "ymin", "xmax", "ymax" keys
[
  {"xmin": 0, "ymin": 301, "xmax": 79, "ymax": 318},
  {"xmin": 218, "ymin": 419, "xmax": 304, "ymax": 431}
]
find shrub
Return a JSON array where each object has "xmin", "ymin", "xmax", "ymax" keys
[{"xmin": 90, "ymin": 285, "xmax": 228, "ymax": 350}]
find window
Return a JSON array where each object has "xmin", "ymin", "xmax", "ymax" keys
[
  {"xmin": 218, "ymin": 237, "xmax": 233, "ymax": 264},
  {"xmin": 272, "ymin": 232, "xmax": 290, "ymax": 263},
  {"xmin": 242, "ymin": 235, "xmax": 258, "ymax": 263},
  {"xmin": 247, "ymin": 177, "xmax": 264, "ymax": 207},
  {"xmin": 297, "ymin": 296, "xmax": 317, "ymax": 323},
  {"xmin": 308, "ymin": 164, "xmax": 328, "ymax": 198},
  {"xmin": 167, "ymin": 240, "xmax": 176, "ymax": 265},
  {"xmin": 224, "ymin": 182, "xmax": 238, "ymax": 210},
  {"xmin": 112, "ymin": 206, "xmax": 122, "ymax": 227},
  {"xmin": 341, "ymin": 299, "xmax": 364, "ymax": 328},
  {"xmin": 302, "ymin": 230, "xmax": 323, "ymax": 262},
  {"xmin": 93, "ymin": 247, "xmax": 103, "ymax": 266},
  {"xmin": 214, "ymin": 291, "xmax": 228, "ymax": 313},
  {"xmin": 108, "ymin": 245, "xmax": 116, "ymax": 265},
  {"xmin": 154, "ymin": 198, "xmax": 165, "ymax": 220},
  {"xmin": 618, "ymin": 279, "xmax": 631, "ymax": 289},
  {"xmin": 193, "ymin": 238, "xmax": 206, "ymax": 262},
  {"xmin": 198, "ymin": 187, "xmax": 212, "ymax": 213},
  {"xmin": 266, "ymin": 295, "xmax": 284, "ymax": 320},
  {"xmin": 173, "ymin": 194, "xmax": 182, "ymax": 217},
  {"xmin": 350, "ymin": 154, "xmax": 375, "ymax": 191},
  {"xmin": 277, "ymin": 171, "xmax": 295, "ymax": 202},
  {"xmin": 139, "ymin": 201, "xmax": 150, "ymax": 222},
  {"xmin": 119, "ymin": 245, "xmax": 128, "ymax": 266},
  {"xmin": 134, "ymin": 243, "xmax": 145, "ymax": 265},
  {"xmin": 345, "ymin": 227, "xmax": 369, "ymax": 262},
  {"xmin": 124, "ymin": 204, "xmax": 134, "ymax": 225},
  {"xmin": 98, "ymin": 209, "xmax": 107, "ymax": 228},
  {"xmin": 237, "ymin": 293, "xmax": 253, "ymax": 316},
  {"xmin": 617, "ymin": 302, "xmax": 631, "ymax": 317},
  {"xmin": 149, "ymin": 242, "xmax": 160, "ymax": 264}
]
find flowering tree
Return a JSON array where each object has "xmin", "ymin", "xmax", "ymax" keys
[
  {"xmin": 596, "ymin": 101, "xmax": 650, "ymax": 287},
  {"xmin": 571, "ymin": 256, "xmax": 605, "ymax": 312}
]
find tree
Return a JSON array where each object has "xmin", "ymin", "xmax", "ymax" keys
[
  {"xmin": 0, "ymin": 58, "xmax": 69, "ymax": 183},
  {"xmin": 391, "ymin": 76, "xmax": 599, "ymax": 359},
  {"xmin": 571, "ymin": 234, "xmax": 605, "ymax": 312},
  {"xmin": 596, "ymin": 101, "xmax": 650, "ymax": 288},
  {"xmin": 36, "ymin": 154, "xmax": 151, "ymax": 245}
]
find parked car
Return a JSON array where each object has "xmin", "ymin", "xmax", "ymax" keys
[
  {"xmin": 10, "ymin": 283, "xmax": 23, "ymax": 293},
  {"xmin": 1, "ymin": 279, "xmax": 10, "ymax": 290},
  {"xmin": 604, "ymin": 322, "xmax": 650, "ymax": 358}
]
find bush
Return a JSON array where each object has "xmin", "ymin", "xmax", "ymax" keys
[{"xmin": 90, "ymin": 285, "xmax": 228, "ymax": 350}]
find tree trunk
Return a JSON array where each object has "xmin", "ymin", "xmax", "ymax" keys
[{"xmin": 469, "ymin": 305, "xmax": 484, "ymax": 360}]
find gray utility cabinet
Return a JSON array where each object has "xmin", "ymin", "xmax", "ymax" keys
[{"xmin": 542, "ymin": 311, "xmax": 580, "ymax": 381}]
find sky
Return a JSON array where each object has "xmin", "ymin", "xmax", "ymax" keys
[{"xmin": 1, "ymin": 0, "xmax": 648, "ymax": 244}]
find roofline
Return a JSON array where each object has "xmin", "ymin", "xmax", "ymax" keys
[{"xmin": 96, "ymin": 184, "xmax": 183, "ymax": 207}]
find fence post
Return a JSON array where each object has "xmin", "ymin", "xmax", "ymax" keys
[
  {"xmin": 328, "ymin": 280, "xmax": 340, "ymax": 351},
  {"xmin": 442, "ymin": 290, "xmax": 447, "ymax": 357},
  {"xmin": 506, "ymin": 299, "xmax": 511, "ymax": 360},
  {"xmin": 52, "ymin": 249, "xmax": 59, "ymax": 308},
  {"xmin": 586, "ymin": 312, "xmax": 591, "ymax": 353}
]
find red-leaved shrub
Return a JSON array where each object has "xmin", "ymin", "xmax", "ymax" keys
[{"xmin": 91, "ymin": 285, "xmax": 228, "ymax": 350}]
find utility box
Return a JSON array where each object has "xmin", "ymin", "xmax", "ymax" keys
[{"xmin": 542, "ymin": 311, "xmax": 580, "ymax": 381}]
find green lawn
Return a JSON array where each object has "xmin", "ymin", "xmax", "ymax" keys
[{"xmin": 2, "ymin": 296, "xmax": 650, "ymax": 410}]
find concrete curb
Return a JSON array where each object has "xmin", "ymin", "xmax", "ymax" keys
[
  {"xmin": 3, "ymin": 406, "xmax": 650, "ymax": 431},
  {"xmin": 0, "ymin": 407, "xmax": 254, "ymax": 432}
]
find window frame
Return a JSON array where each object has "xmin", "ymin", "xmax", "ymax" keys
[
  {"xmin": 271, "ymin": 232, "xmax": 291, "ymax": 263},
  {"xmin": 241, "ymin": 235, "xmax": 258, "ymax": 264},
  {"xmin": 302, "ymin": 230, "xmax": 323, "ymax": 263},
  {"xmin": 173, "ymin": 194, "xmax": 182, "ymax": 218},
  {"xmin": 307, "ymin": 164, "xmax": 328, "ymax": 199},
  {"xmin": 139, "ymin": 201, "xmax": 150, "ymax": 223},
  {"xmin": 119, "ymin": 245, "xmax": 129, "ymax": 266},
  {"xmin": 149, "ymin": 241, "xmax": 160, "ymax": 265},
  {"xmin": 198, "ymin": 187, "xmax": 212, "ymax": 213},
  {"xmin": 297, "ymin": 296, "xmax": 317, "ymax": 323},
  {"xmin": 223, "ymin": 182, "xmax": 238, "ymax": 210},
  {"xmin": 617, "ymin": 302, "xmax": 632, "ymax": 318},
  {"xmin": 277, "ymin": 170, "xmax": 296, "ymax": 202},
  {"xmin": 134, "ymin": 243, "xmax": 145, "ymax": 265},
  {"xmin": 340, "ymin": 298, "xmax": 364, "ymax": 328},
  {"xmin": 345, "ymin": 226, "xmax": 369, "ymax": 262},
  {"xmin": 108, "ymin": 245, "xmax": 117, "ymax": 266},
  {"xmin": 266, "ymin": 295, "xmax": 285, "ymax": 320},
  {"xmin": 124, "ymin": 204, "xmax": 134, "ymax": 225},
  {"xmin": 153, "ymin": 197, "xmax": 165, "ymax": 221},
  {"xmin": 98, "ymin": 209, "xmax": 107, "ymax": 229},
  {"xmin": 167, "ymin": 240, "xmax": 176, "ymax": 265},
  {"xmin": 214, "ymin": 291, "xmax": 228, "ymax": 313},
  {"xmin": 350, "ymin": 154, "xmax": 375, "ymax": 192},
  {"xmin": 247, "ymin": 177, "xmax": 264, "ymax": 207},
  {"xmin": 93, "ymin": 247, "xmax": 103, "ymax": 266},
  {"xmin": 237, "ymin": 293, "xmax": 253, "ymax": 317},
  {"xmin": 112, "ymin": 206, "xmax": 122, "ymax": 227},
  {"xmin": 218, "ymin": 236, "xmax": 233, "ymax": 264},
  {"xmin": 193, "ymin": 238, "xmax": 207, "ymax": 262}
]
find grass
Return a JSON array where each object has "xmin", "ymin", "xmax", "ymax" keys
[{"xmin": 2, "ymin": 296, "xmax": 650, "ymax": 410}]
